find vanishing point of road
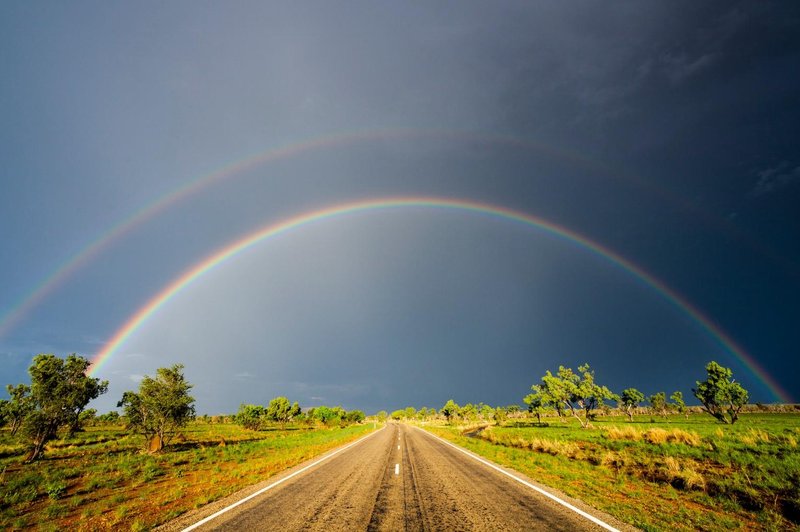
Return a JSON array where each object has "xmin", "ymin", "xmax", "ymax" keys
[{"xmin": 166, "ymin": 423, "xmax": 630, "ymax": 531}]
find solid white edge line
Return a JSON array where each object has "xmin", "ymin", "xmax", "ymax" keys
[
  {"xmin": 181, "ymin": 425, "xmax": 386, "ymax": 531},
  {"xmin": 416, "ymin": 426, "xmax": 620, "ymax": 532}
]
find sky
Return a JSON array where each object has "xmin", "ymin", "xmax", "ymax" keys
[{"xmin": 1, "ymin": 1, "xmax": 799, "ymax": 415}]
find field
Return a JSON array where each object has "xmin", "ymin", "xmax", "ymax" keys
[
  {"xmin": 0, "ymin": 421, "xmax": 377, "ymax": 531},
  {"xmin": 423, "ymin": 413, "xmax": 800, "ymax": 531}
]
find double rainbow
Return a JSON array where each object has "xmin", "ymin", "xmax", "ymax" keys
[{"xmin": 88, "ymin": 197, "xmax": 792, "ymax": 403}]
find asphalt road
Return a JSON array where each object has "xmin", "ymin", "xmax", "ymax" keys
[{"xmin": 177, "ymin": 423, "xmax": 626, "ymax": 531}]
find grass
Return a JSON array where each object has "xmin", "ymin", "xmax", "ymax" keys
[
  {"xmin": 421, "ymin": 413, "xmax": 800, "ymax": 531},
  {"xmin": 0, "ymin": 420, "xmax": 378, "ymax": 531}
]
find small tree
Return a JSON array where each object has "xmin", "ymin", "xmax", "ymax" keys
[
  {"xmin": 693, "ymin": 361, "xmax": 748, "ymax": 424},
  {"xmin": 375, "ymin": 410, "xmax": 388, "ymax": 422},
  {"xmin": 236, "ymin": 404, "xmax": 266, "ymax": 430},
  {"xmin": 523, "ymin": 385, "xmax": 550, "ymax": 425},
  {"xmin": 539, "ymin": 364, "xmax": 616, "ymax": 428},
  {"xmin": 118, "ymin": 364, "xmax": 195, "ymax": 452},
  {"xmin": 648, "ymin": 392, "xmax": 668, "ymax": 419},
  {"xmin": 670, "ymin": 391, "xmax": 688, "ymax": 419},
  {"xmin": 4, "ymin": 384, "xmax": 33, "ymax": 436},
  {"xmin": 619, "ymin": 388, "xmax": 644, "ymax": 422},
  {"xmin": 345, "ymin": 410, "xmax": 365, "ymax": 424},
  {"xmin": 441, "ymin": 399, "xmax": 460, "ymax": 424},
  {"xmin": 21, "ymin": 354, "xmax": 108, "ymax": 461},
  {"xmin": 267, "ymin": 397, "xmax": 293, "ymax": 427}
]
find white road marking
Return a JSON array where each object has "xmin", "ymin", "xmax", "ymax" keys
[
  {"xmin": 181, "ymin": 426, "xmax": 386, "ymax": 531},
  {"xmin": 417, "ymin": 427, "xmax": 620, "ymax": 532},
  {"xmin": 398, "ymin": 445, "xmax": 400, "ymax": 450},
  {"xmin": 395, "ymin": 463, "xmax": 400, "ymax": 475}
]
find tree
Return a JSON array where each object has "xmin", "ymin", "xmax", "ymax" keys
[
  {"xmin": 20, "ymin": 354, "xmax": 108, "ymax": 461},
  {"xmin": 236, "ymin": 404, "xmax": 267, "ymax": 430},
  {"xmin": 312, "ymin": 406, "xmax": 344, "ymax": 426},
  {"xmin": 670, "ymin": 391, "xmax": 688, "ymax": 419},
  {"xmin": 441, "ymin": 399, "xmax": 460, "ymax": 424},
  {"xmin": 118, "ymin": 364, "xmax": 195, "ymax": 452},
  {"xmin": 693, "ymin": 361, "xmax": 748, "ymax": 424},
  {"xmin": 97, "ymin": 410, "xmax": 120, "ymax": 424},
  {"xmin": 345, "ymin": 410, "xmax": 365, "ymax": 423},
  {"xmin": 538, "ymin": 364, "xmax": 616, "ymax": 428},
  {"xmin": 375, "ymin": 410, "xmax": 388, "ymax": 422},
  {"xmin": 266, "ymin": 397, "xmax": 294, "ymax": 427},
  {"xmin": 523, "ymin": 385, "xmax": 550, "ymax": 425},
  {"xmin": 619, "ymin": 388, "xmax": 644, "ymax": 422},
  {"xmin": 648, "ymin": 392, "xmax": 668, "ymax": 419},
  {"xmin": 4, "ymin": 384, "xmax": 33, "ymax": 436}
]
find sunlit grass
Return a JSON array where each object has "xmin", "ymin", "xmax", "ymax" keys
[
  {"xmin": 0, "ymin": 421, "xmax": 377, "ymax": 530},
  {"xmin": 423, "ymin": 413, "xmax": 800, "ymax": 530}
]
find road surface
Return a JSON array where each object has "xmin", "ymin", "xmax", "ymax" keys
[{"xmin": 172, "ymin": 423, "xmax": 627, "ymax": 531}]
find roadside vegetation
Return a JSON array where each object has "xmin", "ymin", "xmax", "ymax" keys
[
  {"xmin": 396, "ymin": 360, "xmax": 798, "ymax": 530},
  {"xmin": 0, "ymin": 418, "xmax": 376, "ymax": 530},
  {"xmin": 0, "ymin": 353, "xmax": 376, "ymax": 530}
]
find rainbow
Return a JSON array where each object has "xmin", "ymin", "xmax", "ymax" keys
[
  {"xmin": 1, "ymin": 126, "xmax": 750, "ymax": 341},
  {"xmin": 89, "ymin": 197, "xmax": 792, "ymax": 403}
]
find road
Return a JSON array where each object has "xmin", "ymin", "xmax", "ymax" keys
[{"xmin": 174, "ymin": 423, "xmax": 626, "ymax": 531}]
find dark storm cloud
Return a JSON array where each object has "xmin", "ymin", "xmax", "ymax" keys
[{"xmin": 1, "ymin": 2, "xmax": 799, "ymax": 411}]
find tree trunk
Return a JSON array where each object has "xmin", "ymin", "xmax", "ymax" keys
[{"xmin": 147, "ymin": 434, "xmax": 164, "ymax": 453}]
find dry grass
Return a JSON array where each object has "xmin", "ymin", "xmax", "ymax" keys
[{"xmin": 605, "ymin": 426, "xmax": 700, "ymax": 446}]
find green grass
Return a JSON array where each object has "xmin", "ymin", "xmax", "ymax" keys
[
  {"xmin": 422, "ymin": 413, "xmax": 800, "ymax": 530},
  {"xmin": 0, "ymin": 420, "xmax": 378, "ymax": 531}
]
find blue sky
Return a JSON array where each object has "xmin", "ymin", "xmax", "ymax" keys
[{"xmin": 1, "ymin": 2, "xmax": 799, "ymax": 414}]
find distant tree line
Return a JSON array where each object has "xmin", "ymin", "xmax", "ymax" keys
[
  {"xmin": 521, "ymin": 360, "xmax": 748, "ymax": 426},
  {"xmin": 234, "ymin": 399, "xmax": 365, "ymax": 429},
  {"xmin": 383, "ymin": 361, "xmax": 752, "ymax": 428}
]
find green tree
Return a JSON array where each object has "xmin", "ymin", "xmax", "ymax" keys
[
  {"xmin": 4, "ymin": 384, "xmax": 33, "ymax": 436},
  {"xmin": 78, "ymin": 408, "xmax": 97, "ymax": 427},
  {"xmin": 539, "ymin": 364, "xmax": 616, "ymax": 428},
  {"xmin": 97, "ymin": 410, "xmax": 120, "ymax": 424},
  {"xmin": 21, "ymin": 354, "xmax": 108, "ymax": 461},
  {"xmin": 493, "ymin": 406, "xmax": 507, "ymax": 424},
  {"xmin": 693, "ymin": 361, "xmax": 748, "ymax": 424},
  {"xmin": 266, "ymin": 396, "xmax": 294, "ymax": 427},
  {"xmin": 390, "ymin": 409, "xmax": 404, "ymax": 420},
  {"xmin": 648, "ymin": 392, "xmax": 668, "ymax": 419},
  {"xmin": 345, "ymin": 410, "xmax": 365, "ymax": 423},
  {"xmin": 523, "ymin": 384, "xmax": 550, "ymax": 425},
  {"xmin": 118, "ymin": 364, "xmax": 195, "ymax": 452},
  {"xmin": 404, "ymin": 406, "xmax": 417, "ymax": 419},
  {"xmin": 375, "ymin": 410, "xmax": 388, "ymax": 422},
  {"xmin": 619, "ymin": 388, "xmax": 644, "ymax": 422},
  {"xmin": 441, "ymin": 399, "xmax": 460, "ymax": 424},
  {"xmin": 670, "ymin": 391, "xmax": 688, "ymax": 419},
  {"xmin": 460, "ymin": 403, "xmax": 477, "ymax": 421},
  {"xmin": 313, "ymin": 406, "xmax": 344, "ymax": 426},
  {"xmin": 235, "ymin": 404, "xmax": 267, "ymax": 430}
]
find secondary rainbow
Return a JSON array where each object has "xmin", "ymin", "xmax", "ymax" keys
[
  {"xmin": 89, "ymin": 197, "xmax": 792, "ymax": 403},
  {"xmin": 2, "ymin": 126, "xmax": 739, "ymax": 340}
]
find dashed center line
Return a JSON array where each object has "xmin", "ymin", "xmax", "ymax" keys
[{"xmin": 394, "ymin": 463, "xmax": 400, "ymax": 475}]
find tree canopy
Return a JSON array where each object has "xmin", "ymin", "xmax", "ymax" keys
[
  {"xmin": 118, "ymin": 364, "xmax": 195, "ymax": 452},
  {"xmin": 21, "ymin": 354, "xmax": 108, "ymax": 461},
  {"xmin": 692, "ymin": 361, "xmax": 748, "ymax": 424}
]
